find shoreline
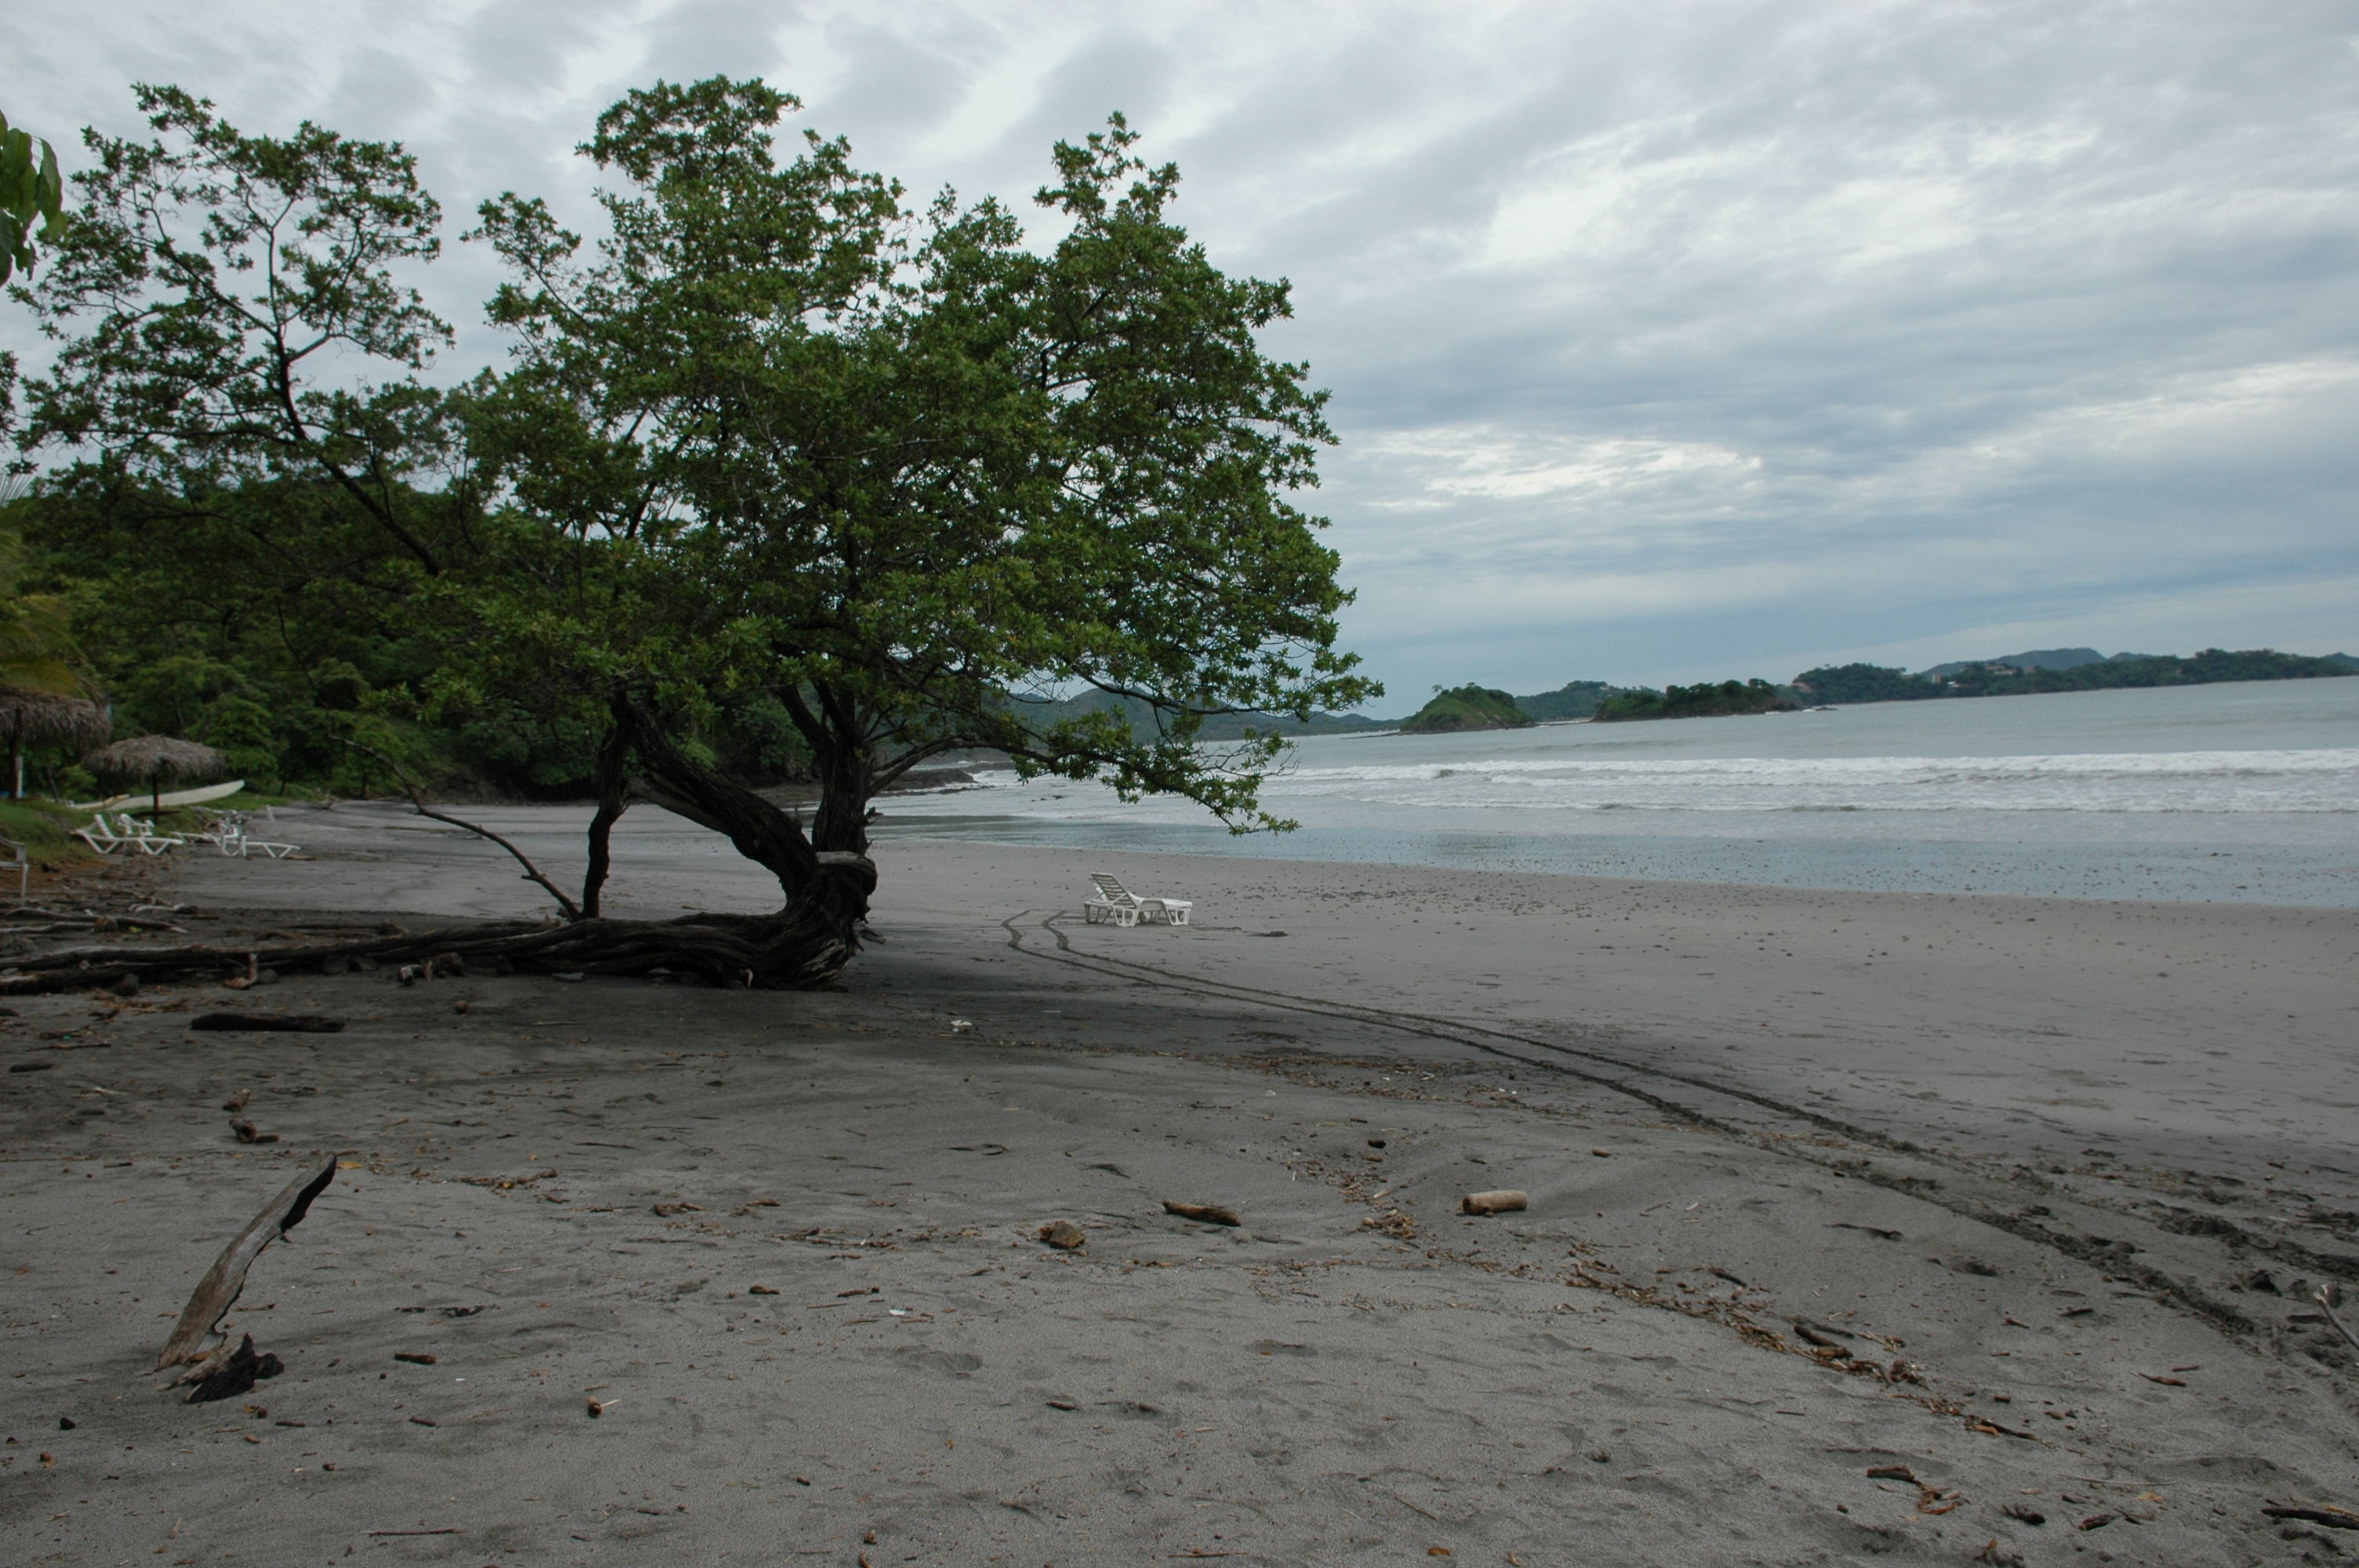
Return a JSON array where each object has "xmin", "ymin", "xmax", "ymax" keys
[
  {"xmin": 147, "ymin": 804, "xmax": 2359, "ymax": 1186},
  {"xmin": 5, "ymin": 815, "xmax": 2355, "ymax": 1562}
]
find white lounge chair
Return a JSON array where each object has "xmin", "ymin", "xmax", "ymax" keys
[
  {"xmin": 182, "ymin": 810, "xmax": 297, "ymax": 858},
  {"xmin": 230, "ymin": 818, "xmax": 300, "ymax": 858},
  {"xmin": 75, "ymin": 815, "xmax": 183, "ymax": 856},
  {"xmin": 72, "ymin": 816, "xmax": 125, "ymax": 855},
  {"xmin": 1085, "ymin": 873, "xmax": 1192, "ymax": 927},
  {"xmin": 119, "ymin": 814, "xmax": 186, "ymax": 854}
]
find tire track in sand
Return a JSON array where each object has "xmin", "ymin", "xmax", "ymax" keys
[{"xmin": 999, "ymin": 909, "xmax": 2359, "ymax": 1348}]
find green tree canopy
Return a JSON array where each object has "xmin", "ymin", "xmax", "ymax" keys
[
  {"xmin": 11, "ymin": 86, "xmax": 499, "ymax": 796},
  {"xmin": 19, "ymin": 85, "xmax": 473, "ymax": 579},
  {"xmin": 11, "ymin": 78, "xmax": 1375, "ymax": 985},
  {"xmin": 463, "ymin": 78, "xmax": 1375, "ymax": 918}
]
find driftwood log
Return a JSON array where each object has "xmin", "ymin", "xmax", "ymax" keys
[
  {"xmin": 12, "ymin": 699, "xmax": 881, "ymax": 993},
  {"xmin": 157, "ymin": 1155, "xmax": 338, "ymax": 1372},
  {"xmin": 191, "ymin": 1013, "xmax": 347, "ymax": 1033},
  {"xmin": 0, "ymin": 880, "xmax": 872, "ymax": 996},
  {"xmin": 1162, "ymin": 1201, "xmax": 1242, "ymax": 1227},
  {"xmin": 183, "ymin": 1334, "xmax": 285, "ymax": 1404}
]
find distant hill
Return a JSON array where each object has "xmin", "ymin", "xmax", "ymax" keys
[
  {"xmin": 1510, "ymin": 680, "xmax": 1627, "ymax": 721},
  {"xmin": 1009, "ymin": 688, "xmax": 1380, "ymax": 740},
  {"xmin": 1398, "ymin": 685, "xmax": 1536, "ymax": 735},
  {"xmin": 1919, "ymin": 646, "xmax": 2106, "ymax": 678},
  {"xmin": 1595, "ymin": 678, "xmax": 1799, "ymax": 723},
  {"xmin": 1794, "ymin": 648, "xmax": 2356, "ymax": 705}
]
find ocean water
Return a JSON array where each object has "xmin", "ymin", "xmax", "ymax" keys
[{"xmin": 874, "ymin": 677, "xmax": 2359, "ymax": 906}]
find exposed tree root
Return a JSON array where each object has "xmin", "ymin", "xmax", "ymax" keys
[{"xmin": 0, "ymin": 899, "xmax": 867, "ymax": 996}]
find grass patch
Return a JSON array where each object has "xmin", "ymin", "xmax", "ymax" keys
[{"xmin": 0, "ymin": 798, "xmax": 95, "ymax": 860}]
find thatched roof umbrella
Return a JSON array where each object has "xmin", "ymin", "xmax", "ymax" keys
[
  {"xmin": 84, "ymin": 735, "xmax": 227, "ymax": 815},
  {"xmin": 0, "ymin": 687, "xmax": 111, "ymax": 798}
]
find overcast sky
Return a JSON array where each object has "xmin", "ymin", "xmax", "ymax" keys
[{"xmin": 13, "ymin": 2, "xmax": 2358, "ymax": 698}]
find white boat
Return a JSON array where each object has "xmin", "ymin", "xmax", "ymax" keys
[{"xmin": 68, "ymin": 779, "xmax": 249, "ymax": 812}]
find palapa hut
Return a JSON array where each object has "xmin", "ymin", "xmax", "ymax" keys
[
  {"xmin": 0, "ymin": 687, "xmax": 111, "ymax": 799},
  {"xmin": 83, "ymin": 735, "xmax": 227, "ymax": 816}
]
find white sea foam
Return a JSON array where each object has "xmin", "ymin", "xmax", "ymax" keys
[
  {"xmin": 951, "ymin": 748, "xmax": 2358, "ymax": 816},
  {"xmin": 881, "ymin": 681, "xmax": 2359, "ymax": 903}
]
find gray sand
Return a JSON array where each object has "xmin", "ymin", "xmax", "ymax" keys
[{"xmin": 5, "ymin": 806, "xmax": 2356, "ymax": 1565}]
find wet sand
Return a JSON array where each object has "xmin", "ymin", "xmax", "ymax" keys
[{"xmin": 4, "ymin": 805, "xmax": 2356, "ymax": 1565}]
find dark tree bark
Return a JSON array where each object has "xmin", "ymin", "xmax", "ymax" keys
[
  {"xmin": 809, "ymin": 739, "xmax": 874, "ymax": 857},
  {"xmin": 0, "ymin": 903, "xmax": 868, "ymax": 994},
  {"xmin": 577, "ymin": 717, "xmax": 634, "ymax": 920},
  {"xmin": 617, "ymin": 697, "xmax": 854, "ymax": 906},
  {"xmin": 0, "ymin": 700, "xmax": 882, "ymax": 995}
]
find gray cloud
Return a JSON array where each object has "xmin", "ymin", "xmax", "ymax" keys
[{"xmin": 11, "ymin": 1, "xmax": 2356, "ymax": 691}]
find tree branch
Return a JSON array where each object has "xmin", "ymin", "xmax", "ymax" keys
[{"xmin": 340, "ymin": 738, "xmax": 581, "ymax": 919}]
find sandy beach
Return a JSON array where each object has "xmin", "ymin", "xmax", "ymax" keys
[{"xmin": 5, "ymin": 804, "xmax": 2357, "ymax": 1566}]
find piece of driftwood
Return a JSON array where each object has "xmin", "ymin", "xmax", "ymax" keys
[
  {"xmin": 230, "ymin": 1119, "xmax": 278, "ymax": 1144},
  {"xmin": 2264, "ymin": 1505, "xmax": 2359, "ymax": 1531},
  {"xmin": 1038, "ymin": 1221, "xmax": 1086, "ymax": 1250},
  {"xmin": 183, "ymin": 1334, "xmax": 284, "ymax": 1403},
  {"xmin": 1162, "ymin": 1200, "xmax": 1241, "ymax": 1226},
  {"xmin": 2316, "ymin": 1289, "xmax": 2359, "ymax": 1356},
  {"xmin": 191, "ymin": 1013, "xmax": 346, "ymax": 1033},
  {"xmin": 156, "ymin": 1154, "xmax": 337, "ymax": 1370},
  {"xmin": 1460, "ymin": 1189, "xmax": 1528, "ymax": 1215}
]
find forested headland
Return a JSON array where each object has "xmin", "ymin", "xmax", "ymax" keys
[
  {"xmin": 1794, "ymin": 648, "xmax": 2354, "ymax": 705},
  {"xmin": 1383, "ymin": 644, "xmax": 2354, "ymax": 734},
  {"xmin": 1593, "ymin": 679, "xmax": 1797, "ymax": 723},
  {"xmin": 1397, "ymin": 685, "xmax": 1536, "ymax": 734}
]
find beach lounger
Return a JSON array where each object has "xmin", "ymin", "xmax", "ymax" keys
[
  {"xmin": 185, "ymin": 811, "xmax": 298, "ymax": 858},
  {"xmin": 1085, "ymin": 873, "xmax": 1192, "ymax": 927},
  {"xmin": 74, "ymin": 816, "xmax": 127, "ymax": 855},
  {"xmin": 180, "ymin": 808, "xmax": 234, "ymax": 853},
  {"xmin": 118, "ymin": 814, "xmax": 186, "ymax": 855},
  {"xmin": 231, "ymin": 820, "xmax": 300, "ymax": 858},
  {"xmin": 76, "ymin": 815, "xmax": 183, "ymax": 856}
]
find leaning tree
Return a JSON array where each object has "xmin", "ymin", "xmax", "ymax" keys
[
  {"xmin": 463, "ymin": 80, "xmax": 1376, "ymax": 931},
  {"xmin": 9, "ymin": 78, "xmax": 1374, "ymax": 991}
]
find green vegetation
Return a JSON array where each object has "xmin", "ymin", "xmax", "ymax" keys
[
  {"xmin": 2, "ymin": 80, "xmax": 1375, "ymax": 979},
  {"xmin": 1594, "ymin": 678, "xmax": 1798, "ymax": 723},
  {"xmin": 1, "ymin": 106, "xmax": 67, "ymax": 283},
  {"xmin": 0, "ymin": 797, "xmax": 89, "ymax": 859},
  {"xmin": 1793, "ymin": 648, "xmax": 2354, "ymax": 705},
  {"xmin": 1398, "ymin": 685, "xmax": 1535, "ymax": 734},
  {"xmin": 1510, "ymin": 680, "xmax": 1627, "ymax": 721},
  {"xmin": 1012, "ymin": 688, "xmax": 1376, "ymax": 743},
  {"xmin": 1785, "ymin": 662, "xmax": 1934, "ymax": 704}
]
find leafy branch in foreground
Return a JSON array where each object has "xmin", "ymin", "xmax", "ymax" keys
[{"xmin": 1, "ymin": 107, "xmax": 67, "ymax": 284}]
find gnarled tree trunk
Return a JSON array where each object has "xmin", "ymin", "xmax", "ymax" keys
[{"xmin": 0, "ymin": 698, "xmax": 879, "ymax": 996}]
